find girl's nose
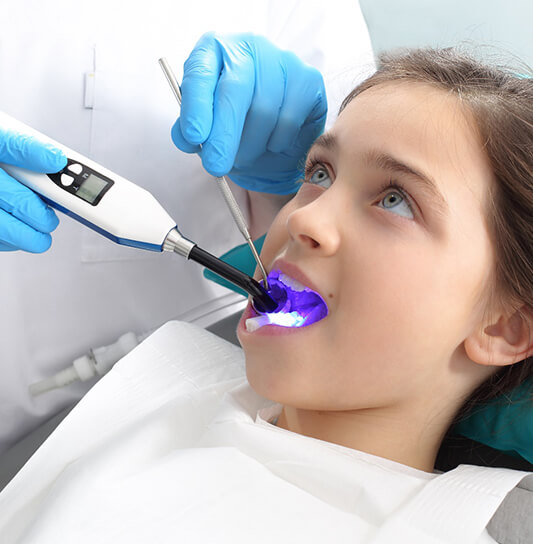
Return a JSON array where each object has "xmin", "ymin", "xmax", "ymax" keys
[{"xmin": 286, "ymin": 193, "xmax": 341, "ymax": 256}]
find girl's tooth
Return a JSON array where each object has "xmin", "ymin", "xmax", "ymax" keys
[
  {"xmin": 278, "ymin": 273, "xmax": 307, "ymax": 292},
  {"xmin": 245, "ymin": 310, "xmax": 307, "ymax": 331}
]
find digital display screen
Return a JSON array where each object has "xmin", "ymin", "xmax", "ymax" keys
[{"xmin": 76, "ymin": 174, "xmax": 108, "ymax": 204}]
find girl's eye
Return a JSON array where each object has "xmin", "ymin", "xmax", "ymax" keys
[
  {"xmin": 303, "ymin": 161, "xmax": 415, "ymax": 221},
  {"xmin": 377, "ymin": 183, "xmax": 415, "ymax": 220},
  {"xmin": 306, "ymin": 163, "xmax": 332, "ymax": 188}
]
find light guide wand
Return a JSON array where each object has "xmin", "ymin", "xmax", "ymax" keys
[{"xmin": 163, "ymin": 228, "xmax": 277, "ymax": 313}]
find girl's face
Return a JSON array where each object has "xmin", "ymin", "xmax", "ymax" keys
[{"xmin": 238, "ymin": 82, "xmax": 496, "ymax": 414}]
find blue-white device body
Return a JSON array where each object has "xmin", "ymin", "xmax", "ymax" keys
[{"xmin": 0, "ymin": 111, "xmax": 179, "ymax": 252}]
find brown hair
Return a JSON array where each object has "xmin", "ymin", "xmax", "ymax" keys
[{"xmin": 340, "ymin": 48, "xmax": 533, "ymax": 420}]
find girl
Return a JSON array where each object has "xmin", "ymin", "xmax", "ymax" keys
[{"xmin": 240, "ymin": 47, "xmax": 533, "ymax": 474}]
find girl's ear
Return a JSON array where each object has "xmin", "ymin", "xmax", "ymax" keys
[{"xmin": 464, "ymin": 305, "xmax": 533, "ymax": 367}]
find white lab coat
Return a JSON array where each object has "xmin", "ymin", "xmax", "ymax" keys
[
  {"xmin": 0, "ymin": 322, "xmax": 527, "ymax": 543},
  {"xmin": 0, "ymin": 0, "xmax": 375, "ymax": 453}
]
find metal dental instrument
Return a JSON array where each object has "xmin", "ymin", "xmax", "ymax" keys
[{"xmin": 158, "ymin": 57, "xmax": 270, "ymax": 290}]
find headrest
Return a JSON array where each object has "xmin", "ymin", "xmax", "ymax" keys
[{"xmin": 451, "ymin": 379, "xmax": 533, "ymax": 465}]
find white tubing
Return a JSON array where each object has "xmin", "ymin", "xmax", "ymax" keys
[
  {"xmin": 29, "ymin": 332, "xmax": 141, "ymax": 397},
  {"xmin": 28, "ymin": 367, "xmax": 79, "ymax": 397}
]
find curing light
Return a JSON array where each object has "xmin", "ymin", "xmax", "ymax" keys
[{"xmin": 247, "ymin": 269, "xmax": 329, "ymax": 332}]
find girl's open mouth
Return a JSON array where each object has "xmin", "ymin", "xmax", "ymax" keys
[{"xmin": 246, "ymin": 269, "xmax": 329, "ymax": 332}]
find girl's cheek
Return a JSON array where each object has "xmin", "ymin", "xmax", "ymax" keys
[
  {"xmin": 260, "ymin": 222, "xmax": 287, "ymax": 263},
  {"xmin": 259, "ymin": 206, "xmax": 293, "ymax": 264}
]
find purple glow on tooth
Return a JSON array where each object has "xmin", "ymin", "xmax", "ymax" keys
[{"xmin": 255, "ymin": 269, "xmax": 329, "ymax": 328}]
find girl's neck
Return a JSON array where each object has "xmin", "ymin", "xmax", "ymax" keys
[{"xmin": 275, "ymin": 403, "xmax": 455, "ymax": 473}]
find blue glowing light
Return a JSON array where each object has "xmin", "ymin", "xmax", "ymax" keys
[{"xmin": 248, "ymin": 269, "xmax": 329, "ymax": 330}]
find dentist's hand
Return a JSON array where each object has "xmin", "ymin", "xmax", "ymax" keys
[
  {"xmin": 171, "ymin": 32, "xmax": 327, "ymax": 195},
  {"xmin": 0, "ymin": 128, "xmax": 66, "ymax": 252}
]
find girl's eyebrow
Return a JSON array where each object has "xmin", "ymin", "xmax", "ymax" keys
[
  {"xmin": 308, "ymin": 133, "xmax": 449, "ymax": 218},
  {"xmin": 365, "ymin": 149, "xmax": 449, "ymax": 218},
  {"xmin": 310, "ymin": 132, "xmax": 338, "ymax": 153}
]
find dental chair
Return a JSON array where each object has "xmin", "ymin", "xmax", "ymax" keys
[{"xmin": 1, "ymin": 294, "xmax": 532, "ymax": 543}]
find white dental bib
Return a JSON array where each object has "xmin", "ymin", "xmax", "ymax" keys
[{"xmin": 0, "ymin": 322, "xmax": 527, "ymax": 543}]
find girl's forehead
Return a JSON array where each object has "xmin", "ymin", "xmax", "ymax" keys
[
  {"xmin": 334, "ymin": 82, "xmax": 491, "ymax": 181},
  {"xmin": 337, "ymin": 82, "xmax": 470, "ymax": 139}
]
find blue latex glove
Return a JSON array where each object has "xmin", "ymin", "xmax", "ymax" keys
[
  {"xmin": 171, "ymin": 32, "xmax": 327, "ymax": 195},
  {"xmin": 0, "ymin": 128, "xmax": 67, "ymax": 252}
]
